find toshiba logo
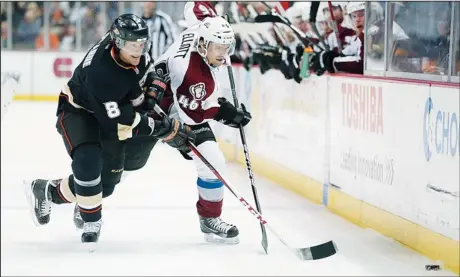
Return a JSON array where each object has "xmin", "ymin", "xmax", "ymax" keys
[{"xmin": 53, "ymin": 58, "xmax": 73, "ymax": 78}]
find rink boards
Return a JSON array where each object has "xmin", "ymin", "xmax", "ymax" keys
[{"xmin": 2, "ymin": 50, "xmax": 459, "ymax": 274}]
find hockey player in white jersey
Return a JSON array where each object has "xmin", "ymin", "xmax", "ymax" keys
[
  {"xmin": 150, "ymin": 14, "xmax": 251, "ymax": 244},
  {"xmin": 311, "ymin": 2, "xmax": 366, "ymax": 75}
]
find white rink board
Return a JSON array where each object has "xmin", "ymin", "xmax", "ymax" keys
[
  {"xmin": 328, "ymin": 77, "xmax": 459, "ymax": 240},
  {"xmin": 32, "ymin": 52, "xmax": 84, "ymax": 95},
  {"xmin": 238, "ymin": 68, "xmax": 327, "ymax": 182},
  {"xmin": 1, "ymin": 51, "xmax": 33, "ymax": 95},
  {"xmin": 416, "ymin": 85, "xmax": 460, "ymax": 239},
  {"xmin": 2, "ymin": 50, "xmax": 459, "ymax": 244},
  {"xmin": 1, "ymin": 51, "xmax": 85, "ymax": 96}
]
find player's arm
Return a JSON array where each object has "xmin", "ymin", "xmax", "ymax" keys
[
  {"xmin": 167, "ymin": 58, "xmax": 250, "ymax": 127},
  {"xmin": 130, "ymin": 83, "xmax": 147, "ymax": 113},
  {"xmin": 86, "ymin": 75, "xmax": 195, "ymax": 149}
]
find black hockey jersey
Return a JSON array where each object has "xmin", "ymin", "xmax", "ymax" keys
[{"xmin": 58, "ymin": 32, "xmax": 154, "ymax": 140}]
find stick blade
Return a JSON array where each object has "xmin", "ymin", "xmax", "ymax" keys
[
  {"xmin": 295, "ymin": 240, "xmax": 338, "ymax": 260},
  {"xmin": 254, "ymin": 14, "xmax": 284, "ymax": 24},
  {"xmin": 261, "ymin": 235, "xmax": 268, "ymax": 254},
  {"xmin": 258, "ymin": 223, "xmax": 268, "ymax": 254}
]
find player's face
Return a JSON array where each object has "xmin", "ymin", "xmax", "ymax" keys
[
  {"xmin": 120, "ymin": 40, "xmax": 147, "ymax": 66},
  {"xmin": 351, "ymin": 10, "xmax": 365, "ymax": 33},
  {"xmin": 207, "ymin": 42, "xmax": 233, "ymax": 67},
  {"xmin": 323, "ymin": 6, "xmax": 343, "ymax": 21},
  {"xmin": 318, "ymin": 21, "xmax": 332, "ymax": 35},
  {"xmin": 332, "ymin": 6, "xmax": 343, "ymax": 20}
]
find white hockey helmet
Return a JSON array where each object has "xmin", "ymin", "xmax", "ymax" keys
[
  {"xmin": 285, "ymin": 2, "xmax": 310, "ymax": 21},
  {"xmin": 347, "ymin": 2, "xmax": 366, "ymax": 14},
  {"xmin": 196, "ymin": 16, "xmax": 236, "ymax": 58},
  {"xmin": 316, "ymin": 2, "xmax": 331, "ymax": 22}
]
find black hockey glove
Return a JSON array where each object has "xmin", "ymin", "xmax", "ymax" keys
[
  {"xmin": 214, "ymin": 97, "xmax": 252, "ymax": 128},
  {"xmin": 281, "ymin": 48, "xmax": 302, "ymax": 84},
  {"xmin": 144, "ymin": 72, "xmax": 168, "ymax": 110},
  {"xmin": 152, "ymin": 117, "xmax": 196, "ymax": 151},
  {"xmin": 322, "ymin": 50, "xmax": 341, "ymax": 73},
  {"xmin": 311, "ymin": 50, "xmax": 341, "ymax": 76}
]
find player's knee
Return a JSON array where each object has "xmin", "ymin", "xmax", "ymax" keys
[
  {"xmin": 71, "ymin": 143, "xmax": 102, "ymax": 181},
  {"xmin": 195, "ymin": 141, "xmax": 226, "ymax": 180},
  {"xmin": 124, "ymin": 155, "xmax": 149, "ymax": 171},
  {"xmin": 124, "ymin": 137, "xmax": 157, "ymax": 171}
]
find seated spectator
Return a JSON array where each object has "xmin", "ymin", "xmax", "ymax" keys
[
  {"xmin": 15, "ymin": 2, "xmax": 42, "ymax": 49},
  {"xmin": 59, "ymin": 23, "xmax": 76, "ymax": 51},
  {"xmin": 35, "ymin": 25, "xmax": 61, "ymax": 50},
  {"xmin": 1, "ymin": 2, "xmax": 7, "ymax": 48},
  {"xmin": 388, "ymin": 2, "xmax": 452, "ymax": 75}
]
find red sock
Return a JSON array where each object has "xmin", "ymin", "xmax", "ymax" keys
[{"xmin": 196, "ymin": 197, "xmax": 223, "ymax": 218}]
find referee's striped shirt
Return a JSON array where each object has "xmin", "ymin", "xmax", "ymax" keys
[{"xmin": 143, "ymin": 11, "xmax": 177, "ymax": 60}]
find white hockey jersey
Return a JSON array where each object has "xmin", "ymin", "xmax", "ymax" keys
[{"xmin": 154, "ymin": 26, "xmax": 222, "ymax": 126}]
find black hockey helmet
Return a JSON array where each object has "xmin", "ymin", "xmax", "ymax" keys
[{"xmin": 110, "ymin": 14, "xmax": 150, "ymax": 56}]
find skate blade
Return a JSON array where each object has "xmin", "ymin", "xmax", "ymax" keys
[
  {"xmin": 22, "ymin": 179, "xmax": 40, "ymax": 227},
  {"xmin": 203, "ymin": 233, "xmax": 240, "ymax": 245},
  {"xmin": 86, "ymin": 242, "xmax": 97, "ymax": 253},
  {"xmin": 74, "ymin": 221, "xmax": 84, "ymax": 231}
]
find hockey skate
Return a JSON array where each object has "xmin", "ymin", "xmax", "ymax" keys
[
  {"xmin": 199, "ymin": 216, "xmax": 239, "ymax": 244},
  {"xmin": 23, "ymin": 179, "xmax": 53, "ymax": 226},
  {"xmin": 81, "ymin": 219, "xmax": 102, "ymax": 252},
  {"xmin": 73, "ymin": 203, "xmax": 84, "ymax": 230}
]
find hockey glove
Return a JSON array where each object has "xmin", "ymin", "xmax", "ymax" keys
[
  {"xmin": 322, "ymin": 50, "xmax": 341, "ymax": 73},
  {"xmin": 214, "ymin": 97, "xmax": 252, "ymax": 128},
  {"xmin": 153, "ymin": 117, "xmax": 196, "ymax": 151},
  {"xmin": 311, "ymin": 50, "xmax": 342, "ymax": 76},
  {"xmin": 144, "ymin": 73, "xmax": 168, "ymax": 110}
]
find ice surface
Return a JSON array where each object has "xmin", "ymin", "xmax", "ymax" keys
[{"xmin": 1, "ymin": 102, "xmax": 456, "ymax": 276}]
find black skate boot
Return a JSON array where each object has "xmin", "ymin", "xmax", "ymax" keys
[
  {"xmin": 81, "ymin": 219, "xmax": 102, "ymax": 252},
  {"xmin": 73, "ymin": 204, "xmax": 84, "ymax": 230},
  {"xmin": 23, "ymin": 179, "xmax": 54, "ymax": 226},
  {"xmin": 199, "ymin": 216, "xmax": 239, "ymax": 244}
]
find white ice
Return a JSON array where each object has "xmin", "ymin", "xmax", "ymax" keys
[{"xmin": 1, "ymin": 102, "xmax": 456, "ymax": 276}]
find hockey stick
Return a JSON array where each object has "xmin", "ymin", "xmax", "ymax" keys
[
  {"xmin": 309, "ymin": 1, "xmax": 328, "ymax": 76},
  {"xmin": 244, "ymin": 2, "xmax": 289, "ymax": 47},
  {"xmin": 152, "ymin": 104, "xmax": 338, "ymax": 260},
  {"xmin": 255, "ymin": 4, "xmax": 324, "ymax": 51},
  {"xmin": 309, "ymin": 1, "xmax": 330, "ymax": 51},
  {"xmin": 226, "ymin": 64, "xmax": 268, "ymax": 254},
  {"xmin": 327, "ymin": 1, "xmax": 343, "ymax": 53}
]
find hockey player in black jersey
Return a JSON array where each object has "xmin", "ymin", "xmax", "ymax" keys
[{"xmin": 23, "ymin": 14, "xmax": 195, "ymax": 251}]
